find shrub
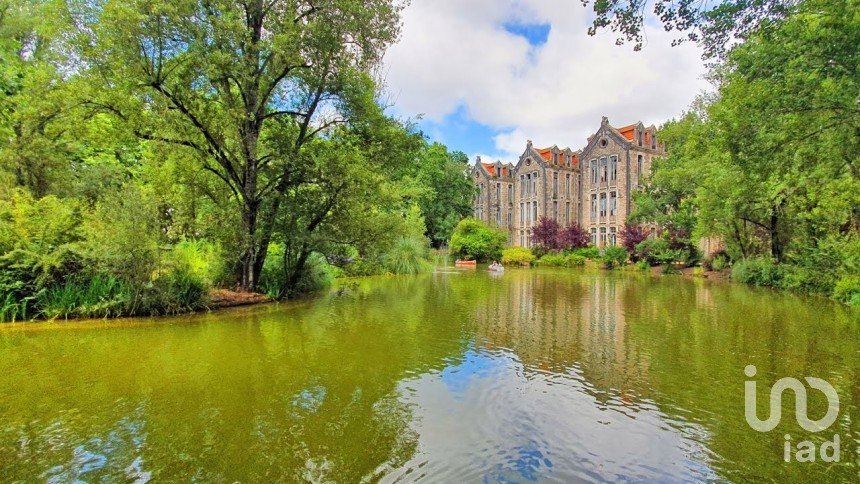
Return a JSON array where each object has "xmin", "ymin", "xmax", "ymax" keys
[
  {"xmin": 634, "ymin": 259, "xmax": 650, "ymax": 272},
  {"xmin": 530, "ymin": 217, "xmax": 561, "ymax": 251},
  {"xmin": 712, "ymin": 253, "xmax": 729, "ymax": 271},
  {"xmin": 564, "ymin": 254, "xmax": 586, "ymax": 267},
  {"xmin": 558, "ymin": 224, "xmax": 591, "ymax": 250},
  {"xmin": 569, "ymin": 246, "xmax": 600, "ymax": 260},
  {"xmin": 619, "ymin": 224, "xmax": 649, "ymax": 259},
  {"xmin": 731, "ymin": 258, "xmax": 786, "ymax": 288},
  {"xmin": 384, "ymin": 237, "xmax": 431, "ymax": 274},
  {"xmin": 168, "ymin": 240, "xmax": 227, "ymax": 287},
  {"xmin": 501, "ymin": 247, "xmax": 535, "ymax": 266},
  {"xmin": 535, "ymin": 253, "xmax": 586, "ymax": 268},
  {"xmin": 536, "ymin": 254, "xmax": 566, "ymax": 267},
  {"xmin": 343, "ymin": 257, "xmax": 387, "ymax": 277},
  {"xmin": 602, "ymin": 246, "xmax": 628, "ymax": 269},
  {"xmin": 833, "ymin": 276, "xmax": 860, "ymax": 306},
  {"xmin": 259, "ymin": 245, "xmax": 334, "ymax": 298},
  {"xmin": 634, "ymin": 238, "xmax": 670, "ymax": 266},
  {"xmin": 449, "ymin": 218, "xmax": 507, "ymax": 262}
]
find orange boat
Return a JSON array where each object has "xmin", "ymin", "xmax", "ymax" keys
[{"xmin": 454, "ymin": 259, "xmax": 477, "ymax": 267}]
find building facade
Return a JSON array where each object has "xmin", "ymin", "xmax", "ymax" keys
[{"xmin": 471, "ymin": 117, "xmax": 665, "ymax": 247}]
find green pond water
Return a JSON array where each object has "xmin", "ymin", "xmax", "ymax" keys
[{"xmin": 0, "ymin": 268, "xmax": 858, "ymax": 482}]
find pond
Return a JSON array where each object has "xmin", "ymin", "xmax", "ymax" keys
[{"xmin": 0, "ymin": 269, "xmax": 857, "ymax": 482}]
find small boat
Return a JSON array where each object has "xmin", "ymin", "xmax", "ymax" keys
[
  {"xmin": 488, "ymin": 263, "xmax": 505, "ymax": 272},
  {"xmin": 455, "ymin": 259, "xmax": 477, "ymax": 267}
]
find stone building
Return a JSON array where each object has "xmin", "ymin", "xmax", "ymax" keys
[
  {"xmin": 472, "ymin": 157, "xmax": 516, "ymax": 240},
  {"xmin": 471, "ymin": 116, "xmax": 665, "ymax": 248}
]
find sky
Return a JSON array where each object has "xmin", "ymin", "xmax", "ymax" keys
[{"xmin": 381, "ymin": 0, "xmax": 709, "ymax": 163}]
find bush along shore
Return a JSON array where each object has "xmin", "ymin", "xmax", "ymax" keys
[{"xmin": 448, "ymin": 218, "xmax": 859, "ymax": 307}]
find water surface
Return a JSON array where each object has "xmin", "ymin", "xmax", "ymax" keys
[{"xmin": 1, "ymin": 269, "xmax": 857, "ymax": 482}]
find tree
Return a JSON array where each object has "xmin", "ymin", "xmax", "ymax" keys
[
  {"xmin": 410, "ymin": 144, "xmax": 475, "ymax": 247},
  {"xmin": 530, "ymin": 217, "xmax": 561, "ymax": 251},
  {"xmin": 619, "ymin": 224, "xmax": 648, "ymax": 256},
  {"xmin": 449, "ymin": 218, "xmax": 507, "ymax": 262},
  {"xmin": 74, "ymin": 0, "xmax": 403, "ymax": 291},
  {"xmin": 558, "ymin": 223, "xmax": 591, "ymax": 250},
  {"xmin": 581, "ymin": 0, "xmax": 794, "ymax": 58}
]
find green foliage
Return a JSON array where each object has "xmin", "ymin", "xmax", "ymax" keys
[
  {"xmin": 168, "ymin": 240, "xmax": 228, "ymax": 288},
  {"xmin": 833, "ymin": 277, "xmax": 860, "ymax": 307},
  {"xmin": 343, "ymin": 258, "xmax": 387, "ymax": 277},
  {"xmin": 448, "ymin": 218, "xmax": 507, "ymax": 263},
  {"xmin": 601, "ymin": 246, "xmax": 628, "ymax": 269},
  {"xmin": 564, "ymin": 254, "xmax": 587, "ymax": 267},
  {"xmin": 731, "ymin": 258, "xmax": 786, "ymax": 288},
  {"xmin": 385, "ymin": 237, "xmax": 431, "ymax": 275},
  {"xmin": 568, "ymin": 246, "xmax": 600, "ymax": 260},
  {"xmin": 501, "ymin": 247, "xmax": 535, "ymax": 266},
  {"xmin": 259, "ymin": 245, "xmax": 334, "ymax": 299},
  {"xmin": 536, "ymin": 254, "xmax": 566, "ymax": 267},
  {"xmin": 711, "ymin": 253, "xmax": 729, "ymax": 271},
  {"xmin": 535, "ymin": 253, "xmax": 586, "ymax": 268},
  {"xmin": 403, "ymin": 144, "xmax": 475, "ymax": 246}
]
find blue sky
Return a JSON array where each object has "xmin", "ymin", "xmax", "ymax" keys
[{"xmin": 383, "ymin": 0, "xmax": 708, "ymax": 162}]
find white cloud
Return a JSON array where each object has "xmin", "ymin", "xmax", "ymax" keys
[{"xmin": 382, "ymin": 0, "xmax": 708, "ymax": 160}]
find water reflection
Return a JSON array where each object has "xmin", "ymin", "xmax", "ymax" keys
[{"xmin": 0, "ymin": 269, "xmax": 857, "ymax": 482}]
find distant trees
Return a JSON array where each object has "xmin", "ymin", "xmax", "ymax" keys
[{"xmin": 397, "ymin": 143, "xmax": 475, "ymax": 247}]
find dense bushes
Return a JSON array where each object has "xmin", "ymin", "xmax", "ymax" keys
[
  {"xmin": 602, "ymin": 246, "xmax": 628, "ymax": 268},
  {"xmin": 536, "ymin": 253, "xmax": 586, "ymax": 268},
  {"xmin": 385, "ymin": 237, "xmax": 432, "ymax": 274},
  {"xmin": 731, "ymin": 258, "xmax": 785, "ymax": 287},
  {"xmin": 501, "ymin": 247, "xmax": 535, "ymax": 266},
  {"xmin": 0, "ymin": 188, "xmax": 212, "ymax": 321},
  {"xmin": 449, "ymin": 218, "xmax": 507, "ymax": 262}
]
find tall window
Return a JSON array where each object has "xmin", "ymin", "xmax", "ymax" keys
[
  {"xmin": 599, "ymin": 157, "xmax": 607, "ymax": 182},
  {"xmin": 651, "ymin": 132, "xmax": 656, "ymax": 149},
  {"xmin": 600, "ymin": 227, "xmax": 607, "ymax": 246},
  {"xmin": 565, "ymin": 174, "xmax": 571, "ymax": 197},
  {"xmin": 508, "ymin": 184, "xmax": 513, "ymax": 204},
  {"xmin": 591, "ymin": 194, "xmax": 597, "ymax": 219},
  {"xmin": 521, "ymin": 175, "xmax": 526, "ymax": 195},
  {"xmin": 637, "ymin": 155, "xmax": 644, "ymax": 184},
  {"xmin": 610, "ymin": 191, "xmax": 617, "ymax": 216},
  {"xmin": 609, "ymin": 156, "xmax": 617, "ymax": 181},
  {"xmin": 532, "ymin": 174, "xmax": 537, "ymax": 195},
  {"xmin": 520, "ymin": 203, "xmax": 524, "ymax": 224},
  {"xmin": 533, "ymin": 201, "xmax": 538, "ymax": 222},
  {"xmin": 609, "ymin": 227, "xmax": 617, "ymax": 246},
  {"xmin": 507, "ymin": 209, "xmax": 512, "ymax": 226},
  {"xmin": 553, "ymin": 201, "xmax": 558, "ymax": 220},
  {"xmin": 590, "ymin": 160, "xmax": 598, "ymax": 184},
  {"xmin": 565, "ymin": 202, "xmax": 570, "ymax": 225},
  {"xmin": 526, "ymin": 174, "xmax": 531, "ymax": 195},
  {"xmin": 591, "ymin": 228, "xmax": 597, "ymax": 246},
  {"xmin": 599, "ymin": 193, "xmax": 607, "ymax": 217},
  {"xmin": 496, "ymin": 183, "xmax": 501, "ymax": 202},
  {"xmin": 553, "ymin": 172, "xmax": 558, "ymax": 196}
]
